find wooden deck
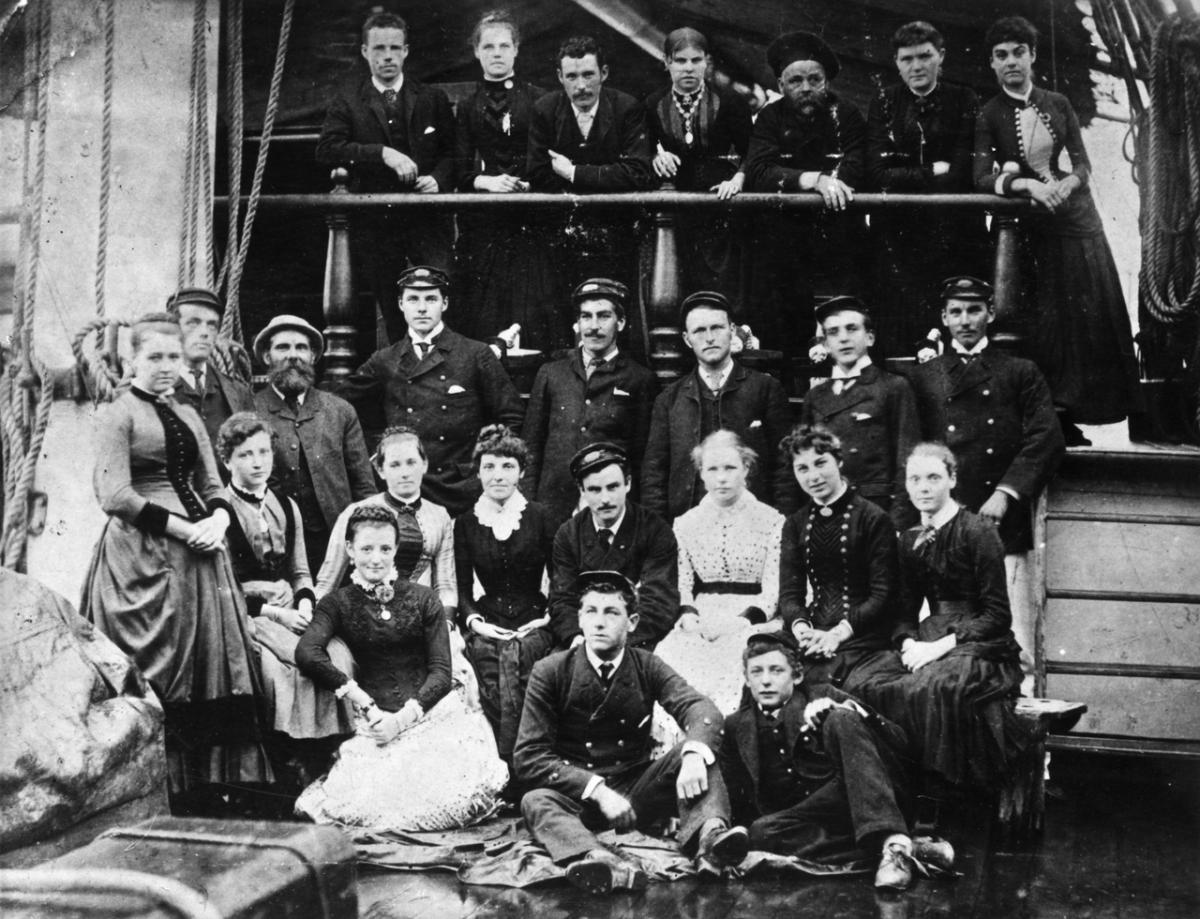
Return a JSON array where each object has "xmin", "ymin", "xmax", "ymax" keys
[{"xmin": 355, "ymin": 750, "xmax": 1200, "ymax": 919}]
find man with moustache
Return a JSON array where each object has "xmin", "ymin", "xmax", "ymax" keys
[
  {"xmin": 526, "ymin": 36, "xmax": 653, "ymax": 337},
  {"xmin": 167, "ymin": 287, "xmax": 255, "ymax": 471},
  {"xmin": 336, "ymin": 266, "xmax": 524, "ymax": 517},
  {"xmin": 641, "ymin": 291, "xmax": 794, "ymax": 520},
  {"xmin": 866, "ymin": 21, "xmax": 987, "ymax": 350},
  {"xmin": 522, "ymin": 278, "xmax": 657, "ymax": 527},
  {"xmin": 253, "ymin": 315, "xmax": 376, "ymax": 574},
  {"xmin": 316, "ymin": 11, "xmax": 454, "ymax": 354},
  {"xmin": 743, "ymin": 32, "xmax": 868, "ymax": 355},
  {"xmin": 547, "ymin": 444, "xmax": 678, "ymax": 651}
]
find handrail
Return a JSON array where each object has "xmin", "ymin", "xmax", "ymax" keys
[{"xmin": 213, "ymin": 190, "xmax": 1035, "ymax": 213}]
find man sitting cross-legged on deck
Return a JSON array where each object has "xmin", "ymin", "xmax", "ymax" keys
[
  {"xmin": 720, "ymin": 630, "xmax": 955, "ymax": 890},
  {"xmin": 514, "ymin": 570, "xmax": 749, "ymax": 894}
]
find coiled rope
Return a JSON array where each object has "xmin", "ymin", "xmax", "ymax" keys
[{"xmin": 1140, "ymin": 15, "xmax": 1200, "ymax": 323}]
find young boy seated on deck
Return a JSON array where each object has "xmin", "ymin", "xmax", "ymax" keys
[
  {"xmin": 719, "ymin": 630, "xmax": 955, "ymax": 890},
  {"xmin": 513, "ymin": 570, "xmax": 749, "ymax": 894}
]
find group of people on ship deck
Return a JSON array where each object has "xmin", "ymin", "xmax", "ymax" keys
[{"xmin": 77, "ymin": 8, "xmax": 1116, "ymax": 896}]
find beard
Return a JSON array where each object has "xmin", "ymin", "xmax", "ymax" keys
[
  {"xmin": 792, "ymin": 90, "xmax": 830, "ymax": 117},
  {"xmin": 268, "ymin": 359, "xmax": 315, "ymax": 395}
]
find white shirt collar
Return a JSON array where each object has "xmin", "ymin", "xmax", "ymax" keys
[
  {"xmin": 272, "ymin": 385, "xmax": 307, "ymax": 405},
  {"xmin": 699, "ymin": 357, "xmax": 734, "ymax": 392},
  {"xmin": 573, "ymin": 101, "xmax": 598, "ymax": 118},
  {"xmin": 585, "ymin": 644, "xmax": 625, "ymax": 677},
  {"xmin": 591, "ymin": 506, "xmax": 626, "ymax": 537},
  {"xmin": 372, "ymin": 74, "xmax": 404, "ymax": 94},
  {"xmin": 924, "ymin": 499, "xmax": 960, "ymax": 530},
  {"xmin": 410, "ymin": 322, "xmax": 445, "ymax": 347},
  {"xmin": 1003, "ymin": 85, "xmax": 1034, "ymax": 104},
  {"xmin": 581, "ymin": 344, "xmax": 619, "ymax": 364},
  {"xmin": 183, "ymin": 364, "xmax": 206, "ymax": 390},
  {"xmin": 831, "ymin": 354, "xmax": 872, "ymax": 380},
  {"xmin": 951, "ymin": 336, "xmax": 989, "ymax": 356}
]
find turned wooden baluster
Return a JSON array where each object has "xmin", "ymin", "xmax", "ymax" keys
[
  {"xmin": 991, "ymin": 213, "xmax": 1024, "ymax": 351},
  {"xmin": 643, "ymin": 185, "xmax": 687, "ymax": 382},
  {"xmin": 323, "ymin": 168, "xmax": 357, "ymax": 381}
]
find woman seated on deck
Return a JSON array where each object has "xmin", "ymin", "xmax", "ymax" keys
[
  {"xmin": 454, "ymin": 426, "xmax": 557, "ymax": 766},
  {"xmin": 216, "ymin": 412, "xmax": 352, "ymax": 774},
  {"xmin": 295, "ymin": 505, "xmax": 508, "ymax": 831},
  {"xmin": 653, "ymin": 430, "xmax": 784, "ymax": 736},
  {"xmin": 315, "ymin": 425, "xmax": 456, "ymax": 617},
  {"xmin": 855, "ymin": 442, "xmax": 1032, "ymax": 789}
]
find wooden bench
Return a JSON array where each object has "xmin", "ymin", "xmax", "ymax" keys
[{"xmin": 995, "ymin": 698, "xmax": 1088, "ymax": 845}]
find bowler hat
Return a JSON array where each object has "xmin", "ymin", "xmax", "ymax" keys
[
  {"xmin": 253, "ymin": 314, "xmax": 325, "ymax": 365},
  {"xmin": 767, "ymin": 31, "xmax": 840, "ymax": 80}
]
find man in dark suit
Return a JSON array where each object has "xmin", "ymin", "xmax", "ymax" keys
[
  {"xmin": 336, "ymin": 266, "xmax": 524, "ymax": 517},
  {"xmin": 909, "ymin": 276, "xmax": 1065, "ymax": 689},
  {"xmin": 252, "ymin": 315, "xmax": 376, "ymax": 574},
  {"xmin": 743, "ymin": 31, "xmax": 868, "ymax": 354},
  {"xmin": 166, "ymin": 287, "xmax": 255, "ymax": 473},
  {"xmin": 865, "ymin": 21, "xmax": 987, "ymax": 349},
  {"xmin": 548, "ymin": 444, "xmax": 678, "ymax": 650},
  {"xmin": 522, "ymin": 278, "xmax": 657, "ymax": 527},
  {"xmin": 720, "ymin": 631, "xmax": 952, "ymax": 890},
  {"xmin": 516, "ymin": 570, "xmax": 749, "ymax": 894},
  {"xmin": 800, "ymin": 296, "xmax": 921, "ymax": 528},
  {"xmin": 316, "ymin": 11, "xmax": 455, "ymax": 353},
  {"xmin": 526, "ymin": 35, "xmax": 653, "ymax": 338},
  {"xmin": 642, "ymin": 291, "xmax": 794, "ymax": 520}
]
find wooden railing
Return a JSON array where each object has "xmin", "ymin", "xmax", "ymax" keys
[{"xmin": 216, "ymin": 173, "xmax": 1034, "ymax": 382}]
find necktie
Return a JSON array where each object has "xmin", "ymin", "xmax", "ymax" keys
[
  {"xmin": 190, "ymin": 368, "xmax": 204, "ymax": 393},
  {"xmin": 416, "ymin": 341, "xmax": 431, "ymax": 360},
  {"xmin": 597, "ymin": 527, "xmax": 613, "ymax": 549},
  {"xmin": 913, "ymin": 524, "xmax": 939, "ymax": 555},
  {"xmin": 832, "ymin": 376, "xmax": 858, "ymax": 396},
  {"xmin": 383, "ymin": 88, "xmax": 398, "ymax": 110},
  {"xmin": 284, "ymin": 394, "xmax": 300, "ymax": 414},
  {"xmin": 586, "ymin": 357, "xmax": 603, "ymax": 379},
  {"xmin": 599, "ymin": 662, "xmax": 614, "ymax": 686},
  {"xmin": 960, "ymin": 353, "xmax": 976, "ymax": 365}
]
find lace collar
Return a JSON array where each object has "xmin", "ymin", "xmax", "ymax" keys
[
  {"xmin": 351, "ymin": 566, "xmax": 400, "ymax": 605},
  {"xmin": 698, "ymin": 487, "xmax": 757, "ymax": 520},
  {"xmin": 474, "ymin": 490, "xmax": 527, "ymax": 541}
]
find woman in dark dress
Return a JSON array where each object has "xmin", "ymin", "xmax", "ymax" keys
[
  {"xmin": 974, "ymin": 15, "xmax": 1140, "ymax": 439},
  {"xmin": 295, "ymin": 505, "xmax": 507, "ymax": 829},
  {"xmin": 83, "ymin": 313, "xmax": 271, "ymax": 796},
  {"xmin": 645, "ymin": 27, "xmax": 752, "ymax": 293},
  {"xmin": 453, "ymin": 10, "xmax": 561, "ymax": 349},
  {"xmin": 777, "ymin": 425, "xmax": 901, "ymax": 695},
  {"xmin": 454, "ymin": 426, "xmax": 556, "ymax": 761},
  {"xmin": 859, "ymin": 443, "xmax": 1029, "ymax": 789}
]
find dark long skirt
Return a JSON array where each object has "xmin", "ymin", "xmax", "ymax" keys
[
  {"xmin": 465, "ymin": 626, "xmax": 556, "ymax": 761},
  {"xmin": 82, "ymin": 518, "xmax": 273, "ymax": 792}
]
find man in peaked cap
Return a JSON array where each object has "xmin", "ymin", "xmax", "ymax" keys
[
  {"xmin": 799, "ymin": 295, "xmax": 921, "ymax": 528},
  {"xmin": 336, "ymin": 265, "xmax": 524, "ymax": 517},
  {"xmin": 522, "ymin": 278, "xmax": 658, "ymax": 528},
  {"xmin": 641, "ymin": 290, "xmax": 795, "ymax": 520},
  {"xmin": 253, "ymin": 314, "xmax": 375, "ymax": 574},
  {"xmin": 166, "ymin": 287, "xmax": 255, "ymax": 472},
  {"xmin": 547, "ymin": 443, "xmax": 679, "ymax": 650},
  {"xmin": 908, "ymin": 276, "xmax": 1064, "ymax": 692},
  {"xmin": 742, "ymin": 30, "xmax": 869, "ymax": 355},
  {"xmin": 719, "ymin": 630, "xmax": 953, "ymax": 890},
  {"xmin": 515, "ymin": 569, "xmax": 749, "ymax": 894}
]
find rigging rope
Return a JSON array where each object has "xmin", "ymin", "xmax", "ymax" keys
[
  {"xmin": 95, "ymin": 0, "xmax": 114, "ymax": 318},
  {"xmin": 1139, "ymin": 15, "xmax": 1200, "ymax": 322}
]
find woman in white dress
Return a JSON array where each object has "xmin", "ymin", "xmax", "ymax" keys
[{"xmin": 654, "ymin": 431, "xmax": 784, "ymax": 731}]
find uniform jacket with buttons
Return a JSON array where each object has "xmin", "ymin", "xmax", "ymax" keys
[
  {"xmin": 799, "ymin": 364, "xmax": 921, "ymax": 529},
  {"xmin": 255, "ymin": 386, "xmax": 376, "ymax": 530},
  {"xmin": 315, "ymin": 75, "xmax": 455, "ymax": 193},
  {"xmin": 526, "ymin": 87, "xmax": 654, "ymax": 192},
  {"xmin": 720, "ymin": 683, "xmax": 908, "ymax": 823},
  {"xmin": 171, "ymin": 361, "xmax": 255, "ymax": 469},
  {"xmin": 514, "ymin": 645, "xmax": 723, "ymax": 799},
  {"xmin": 335, "ymin": 327, "xmax": 524, "ymax": 517},
  {"xmin": 910, "ymin": 349, "xmax": 1064, "ymax": 552},
  {"xmin": 522, "ymin": 349, "xmax": 657, "ymax": 527},
  {"xmin": 641, "ymin": 363, "xmax": 795, "ymax": 521},
  {"xmin": 547, "ymin": 501, "xmax": 678, "ymax": 649}
]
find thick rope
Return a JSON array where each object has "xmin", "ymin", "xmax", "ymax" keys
[
  {"xmin": 95, "ymin": 0, "xmax": 114, "ymax": 318},
  {"xmin": 224, "ymin": 0, "xmax": 295, "ymax": 340},
  {"xmin": 1139, "ymin": 15, "xmax": 1200, "ymax": 323},
  {"xmin": 71, "ymin": 318, "xmax": 128, "ymax": 405},
  {"xmin": 217, "ymin": 0, "xmax": 244, "ymax": 299},
  {"xmin": 179, "ymin": 0, "xmax": 209, "ymax": 287}
]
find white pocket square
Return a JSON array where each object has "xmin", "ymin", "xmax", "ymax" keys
[
  {"xmin": 447, "ymin": 384, "xmax": 466, "ymax": 394},
  {"xmin": 424, "ymin": 125, "xmax": 436, "ymax": 134},
  {"xmin": 613, "ymin": 387, "xmax": 631, "ymax": 397},
  {"xmin": 749, "ymin": 419, "xmax": 763, "ymax": 429},
  {"xmin": 853, "ymin": 412, "xmax": 872, "ymax": 421}
]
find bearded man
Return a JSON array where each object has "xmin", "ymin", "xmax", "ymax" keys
[{"xmin": 253, "ymin": 315, "xmax": 376, "ymax": 572}]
